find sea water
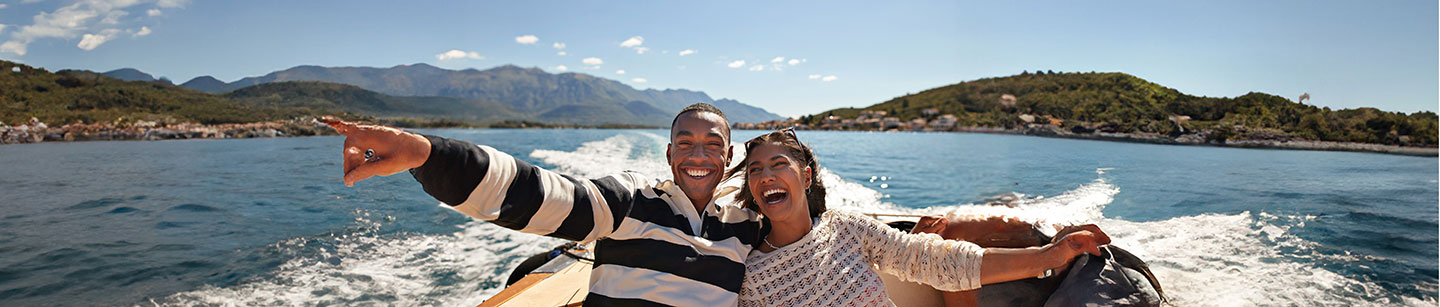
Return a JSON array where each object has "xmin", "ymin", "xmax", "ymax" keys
[{"xmin": 0, "ymin": 129, "xmax": 1434, "ymax": 306}]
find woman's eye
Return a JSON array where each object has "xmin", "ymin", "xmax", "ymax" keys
[{"xmin": 748, "ymin": 167, "xmax": 760, "ymax": 174}]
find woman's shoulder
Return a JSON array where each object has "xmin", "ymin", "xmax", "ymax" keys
[
  {"xmin": 818, "ymin": 210, "xmax": 888, "ymax": 232},
  {"xmin": 821, "ymin": 209, "xmax": 870, "ymax": 221}
]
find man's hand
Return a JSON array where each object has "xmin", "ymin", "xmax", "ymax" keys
[{"xmin": 320, "ymin": 117, "xmax": 432, "ymax": 187}]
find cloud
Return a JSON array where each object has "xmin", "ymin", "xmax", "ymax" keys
[
  {"xmin": 678, "ymin": 49, "xmax": 696, "ymax": 56},
  {"xmin": 822, "ymin": 75, "xmax": 838, "ymax": 82},
  {"xmin": 808, "ymin": 74, "xmax": 821, "ymax": 79},
  {"xmin": 0, "ymin": 42, "xmax": 23, "ymax": 55},
  {"xmin": 147, "ymin": 8, "xmax": 161, "ymax": 16},
  {"xmin": 99, "ymin": 9, "xmax": 127, "ymax": 25},
  {"xmin": 631, "ymin": 78, "xmax": 647, "ymax": 83},
  {"xmin": 554, "ymin": 65, "xmax": 568, "ymax": 71},
  {"xmin": 552, "ymin": 42, "xmax": 565, "ymax": 49},
  {"xmin": 134, "ymin": 26, "xmax": 150, "ymax": 36},
  {"xmin": 788, "ymin": 59, "xmax": 800, "ymax": 65},
  {"xmin": 771, "ymin": 57, "xmax": 785, "ymax": 63},
  {"xmin": 435, "ymin": 49, "xmax": 483, "ymax": 60},
  {"xmin": 77, "ymin": 29, "xmax": 120, "ymax": 51},
  {"xmin": 2, "ymin": 0, "xmax": 181, "ymax": 56},
  {"xmin": 619, "ymin": 36, "xmax": 643, "ymax": 48},
  {"xmin": 635, "ymin": 47, "xmax": 649, "ymax": 54},
  {"xmin": 615, "ymin": 70, "xmax": 625, "ymax": 74},
  {"xmin": 514, "ymin": 35, "xmax": 539, "ymax": 44},
  {"xmin": 748, "ymin": 65, "xmax": 764, "ymax": 71},
  {"xmin": 157, "ymin": 0, "xmax": 188, "ymax": 8},
  {"xmin": 581, "ymin": 57, "xmax": 603, "ymax": 65},
  {"xmin": 0, "ymin": 4, "xmax": 8, "ymax": 9},
  {"xmin": 557, "ymin": 51, "xmax": 567, "ymax": 56},
  {"xmin": 727, "ymin": 60, "xmax": 745, "ymax": 68}
]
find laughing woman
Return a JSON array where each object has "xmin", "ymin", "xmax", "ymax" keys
[{"xmin": 732, "ymin": 129, "xmax": 1111, "ymax": 307}]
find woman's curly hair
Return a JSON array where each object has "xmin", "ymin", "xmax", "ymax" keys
[{"xmin": 726, "ymin": 129, "xmax": 826, "ymax": 218}]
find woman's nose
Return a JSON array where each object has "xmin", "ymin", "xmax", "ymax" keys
[{"xmin": 758, "ymin": 168, "xmax": 777, "ymax": 183}]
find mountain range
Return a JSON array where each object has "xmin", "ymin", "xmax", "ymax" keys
[{"xmin": 99, "ymin": 64, "xmax": 784, "ymax": 126}]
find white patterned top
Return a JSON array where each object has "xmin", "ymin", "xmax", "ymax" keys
[{"xmin": 739, "ymin": 210, "xmax": 986, "ymax": 307}]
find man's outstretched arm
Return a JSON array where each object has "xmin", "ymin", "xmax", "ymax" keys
[{"xmin": 324, "ymin": 118, "xmax": 642, "ymax": 242}]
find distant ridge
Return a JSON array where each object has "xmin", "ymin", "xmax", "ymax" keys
[
  {"xmin": 223, "ymin": 81, "xmax": 520, "ymax": 122},
  {"xmin": 101, "ymin": 68, "xmax": 173, "ymax": 85},
  {"xmin": 180, "ymin": 76, "xmax": 228, "ymax": 93},
  {"xmin": 180, "ymin": 63, "xmax": 786, "ymax": 126}
]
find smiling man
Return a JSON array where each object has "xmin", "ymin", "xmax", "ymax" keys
[{"xmin": 323, "ymin": 103, "xmax": 762, "ymax": 306}]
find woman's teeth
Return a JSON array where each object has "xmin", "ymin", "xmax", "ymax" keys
[{"xmin": 763, "ymin": 188, "xmax": 788, "ymax": 204}]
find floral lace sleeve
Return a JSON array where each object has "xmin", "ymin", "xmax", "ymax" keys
[{"xmin": 833, "ymin": 210, "xmax": 986, "ymax": 292}]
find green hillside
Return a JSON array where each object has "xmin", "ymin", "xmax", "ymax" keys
[
  {"xmin": 802, "ymin": 71, "xmax": 1438, "ymax": 147},
  {"xmin": 0, "ymin": 61, "xmax": 309, "ymax": 125}
]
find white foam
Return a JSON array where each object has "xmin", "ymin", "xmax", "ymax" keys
[
  {"xmin": 530, "ymin": 133, "xmax": 672, "ymax": 180},
  {"xmin": 151, "ymin": 219, "xmax": 564, "ymax": 306}
]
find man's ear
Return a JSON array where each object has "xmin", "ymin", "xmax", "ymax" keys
[
  {"xmin": 725, "ymin": 144, "xmax": 734, "ymax": 165},
  {"xmin": 665, "ymin": 144, "xmax": 673, "ymax": 165}
]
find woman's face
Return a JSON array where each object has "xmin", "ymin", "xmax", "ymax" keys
[{"xmin": 744, "ymin": 143, "xmax": 812, "ymax": 224}]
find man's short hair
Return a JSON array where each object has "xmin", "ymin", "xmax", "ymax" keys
[{"xmin": 671, "ymin": 103, "xmax": 730, "ymax": 136}]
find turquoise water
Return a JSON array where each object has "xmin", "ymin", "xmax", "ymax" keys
[{"xmin": 0, "ymin": 129, "xmax": 1434, "ymax": 306}]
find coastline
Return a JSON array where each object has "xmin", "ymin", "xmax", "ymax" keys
[
  {"xmin": 0, "ymin": 118, "xmax": 335, "ymax": 144},
  {"xmin": 5, "ymin": 119, "xmax": 1434, "ymax": 157},
  {"xmin": 1008, "ymin": 126, "xmax": 1439, "ymax": 157}
]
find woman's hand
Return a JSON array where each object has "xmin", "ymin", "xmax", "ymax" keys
[
  {"xmin": 320, "ymin": 117, "xmax": 432, "ymax": 186},
  {"xmin": 1044, "ymin": 224, "xmax": 1111, "ymax": 271}
]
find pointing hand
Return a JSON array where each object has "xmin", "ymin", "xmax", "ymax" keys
[{"xmin": 320, "ymin": 117, "xmax": 432, "ymax": 187}]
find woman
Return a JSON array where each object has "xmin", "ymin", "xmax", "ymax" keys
[{"xmin": 731, "ymin": 129, "xmax": 1110, "ymax": 307}]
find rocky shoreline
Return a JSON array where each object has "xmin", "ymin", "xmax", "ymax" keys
[
  {"xmin": 0, "ymin": 118, "xmax": 334, "ymax": 145},
  {"xmin": 1013, "ymin": 125, "xmax": 1438, "ymax": 157}
]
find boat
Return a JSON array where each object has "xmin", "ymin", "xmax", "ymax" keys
[{"xmin": 479, "ymin": 214, "xmax": 1166, "ymax": 307}]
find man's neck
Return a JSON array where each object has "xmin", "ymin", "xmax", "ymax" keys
[{"xmin": 687, "ymin": 195, "xmax": 709, "ymax": 214}]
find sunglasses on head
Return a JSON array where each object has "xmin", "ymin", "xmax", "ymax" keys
[{"xmin": 744, "ymin": 127, "xmax": 799, "ymax": 149}]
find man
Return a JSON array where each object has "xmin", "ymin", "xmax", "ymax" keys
[{"xmin": 324, "ymin": 103, "xmax": 762, "ymax": 306}]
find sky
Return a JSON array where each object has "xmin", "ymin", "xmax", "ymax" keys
[{"xmin": 1, "ymin": 0, "xmax": 1435, "ymax": 117}]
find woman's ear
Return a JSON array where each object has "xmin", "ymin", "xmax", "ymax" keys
[{"xmin": 803, "ymin": 166, "xmax": 813, "ymax": 187}]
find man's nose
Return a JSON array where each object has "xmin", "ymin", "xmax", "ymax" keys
[{"xmin": 687, "ymin": 147, "xmax": 708, "ymax": 159}]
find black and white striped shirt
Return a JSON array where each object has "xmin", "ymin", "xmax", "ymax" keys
[{"xmin": 410, "ymin": 136, "xmax": 763, "ymax": 306}]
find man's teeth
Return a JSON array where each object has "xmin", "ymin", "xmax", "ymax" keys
[{"xmin": 686, "ymin": 169, "xmax": 710, "ymax": 177}]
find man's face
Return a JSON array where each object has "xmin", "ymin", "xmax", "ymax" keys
[{"xmin": 667, "ymin": 111, "xmax": 732, "ymax": 203}]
